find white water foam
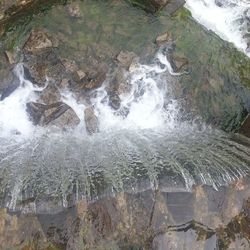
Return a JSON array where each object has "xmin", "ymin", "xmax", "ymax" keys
[
  {"xmin": 185, "ymin": 0, "xmax": 250, "ymax": 57},
  {"xmin": 0, "ymin": 64, "xmax": 45, "ymax": 137},
  {"xmin": 84, "ymin": 53, "xmax": 180, "ymax": 131},
  {"xmin": 0, "ymin": 49, "xmax": 180, "ymax": 137}
]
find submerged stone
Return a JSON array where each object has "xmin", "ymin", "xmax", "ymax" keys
[
  {"xmin": 66, "ymin": 2, "xmax": 82, "ymax": 18},
  {"xmin": 4, "ymin": 50, "xmax": 16, "ymax": 65},
  {"xmin": 84, "ymin": 106, "xmax": 99, "ymax": 135},
  {"xmin": 116, "ymin": 51, "xmax": 137, "ymax": 69},
  {"xmin": 23, "ymin": 28, "xmax": 54, "ymax": 54},
  {"xmin": 156, "ymin": 31, "xmax": 172, "ymax": 45}
]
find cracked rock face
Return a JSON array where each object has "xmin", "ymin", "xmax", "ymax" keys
[{"xmin": 1, "ymin": 178, "xmax": 250, "ymax": 249}]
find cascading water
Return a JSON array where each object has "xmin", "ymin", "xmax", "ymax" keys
[
  {"xmin": 185, "ymin": 0, "xmax": 250, "ymax": 57},
  {"xmin": 0, "ymin": 45, "xmax": 250, "ymax": 212}
]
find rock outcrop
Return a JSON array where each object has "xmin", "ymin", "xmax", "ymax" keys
[{"xmin": 1, "ymin": 177, "xmax": 250, "ymax": 249}]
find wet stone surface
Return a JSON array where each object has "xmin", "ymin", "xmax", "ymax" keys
[{"xmin": 0, "ymin": 177, "xmax": 250, "ymax": 249}]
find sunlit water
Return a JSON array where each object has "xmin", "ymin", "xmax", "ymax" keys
[{"xmin": 0, "ymin": 46, "xmax": 250, "ymax": 212}]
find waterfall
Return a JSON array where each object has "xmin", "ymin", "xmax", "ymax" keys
[{"xmin": 0, "ymin": 46, "xmax": 250, "ymax": 211}]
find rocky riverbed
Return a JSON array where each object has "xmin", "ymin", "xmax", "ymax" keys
[
  {"xmin": 1, "ymin": 177, "xmax": 250, "ymax": 249},
  {"xmin": 0, "ymin": 1, "xmax": 250, "ymax": 249}
]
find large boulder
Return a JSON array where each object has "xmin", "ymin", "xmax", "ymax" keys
[
  {"xmin": 23, "ymin": 28, "xmax": 55, "ymax": 54},
  {"xmin": 26, "ymin": 102, "xmax": 80, "ymax": 129}
]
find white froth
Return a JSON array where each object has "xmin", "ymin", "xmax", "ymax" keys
[
  {"xmin": 185, "ymin": 0, "xmax": 250, "ymax": 57},
  {"xmin": 0, "ymin": 64, "xmax": 39, "ymax": 137},
  {"xmin": 0, "ymin": 50, "xmax": 180, "ymax": 137}
]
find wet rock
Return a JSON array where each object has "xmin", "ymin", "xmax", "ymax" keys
[
  {"xmin": 61, "ymin": 58, "xmax": 79, "ymax": 73},
  {"xmin": 26, "ymin": 102, "xmax": 47, "ymax": 125},
  {"xmin": 45, "ymin": 103, "xmax": 80, "ymax": 128},
  {"xmin": 151, "ymin": 191, "xmax": 173, "ymax": 231},
  {"xmin": 108, "ymin": 91, "xmax": 121, "ymax": 110},
  {"xmin": 152, "ymin": 225, "xmax": 217, "ymax": 250},
  {"xmin": 165, "ymin": 0, "xmax": 186, "ymax": 15},
  {"xmin": 116, "ymin": 51, "xmax": 137, "ymax": 69},
  {"xmin": 88, "ymin": 197, "xmax": 117, "ymax": 237},
  {"xmin": 27, "ymin": 102, "xmax": 80, "ymax": 129},
  {"xmin": 23, "ymin": 62, "xmax": 47, "ymax": 86},
  {"xmin": 4, "ymin": 50, "xmax": 16, "ymax": 64},
  {"xmin": 0, "ymin": 78, "xmax": 19, "ymax": 101},
  {"xmin": 156, "ymin": 31, "xmax": 172, "ymax": 45},
  {"xmin": 38, "ymin": 84, "xmax": 61, "ymax": 105},
  {"xmin": 133, "ymin": 0, "xmax": 185, "ymax": 15},
  {"xmin": 110, "ymin": 67, "xmax": 132, "ymax": 97},
  {"xmin": 171, "ymin": 55, "xmax": 189, "ymax": 72},
  {"xmin": 60, "ymin": 78, "xmax": 70, "ymax": 89},
  {"xmin": 73, "ymin": 70, "xmax": 86, "ymax": 82},
  {"xmin": 76, "ymin": 70, "xmax": 86, "ymax": 81},
  {"xmin": 23, "ymin": 28, "xmax": 54, "ymax": 54},
  {"xmin": 84, "ymin": 63, "xmax": 108, "ymax": 90},
  {"xmin": 84, "ymin": 107, "xmax": 99, "ymax": 135},
  {"xmin": 66, "ymin": 2, "xmax": 82, "ymax": 18},
  {"xmin": 132, "ymin": 0, "xmax": 170, "ymax": 12},
  {"xmin": 239, "ymin": 114, "xmax": 250, "ymax": 138},
  {"xmin": 23, "ymin": 51, "xmax": 66, "ymax": 87},
  {"xmin": 166, "ymin": 192, "xmax": 195, "ymax": 224}
]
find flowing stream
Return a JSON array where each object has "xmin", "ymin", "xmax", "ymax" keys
[{"xmin": 0, "ymin": 44, "xmax": 250, "ymax": 212}]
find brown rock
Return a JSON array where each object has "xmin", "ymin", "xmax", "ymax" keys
[
  {"xmin": 156, "ymin": 31, "xmax": 172, "ymax": 45},
  {"xmin": 60, "ymin": 78, "xmax": 70, "ymax": 89},
  {"xmin": 23, "ymin": 28, "xmax": 53, "ymax": 54},
  {"xmin": 88, "ymin": 197, "xmax": 118, "ymax": 237},
  {"xmin": 38, "ymin": 84, "xmax": 61, "ymax": 105},
  {"xmin": 4, "ymin": 50, "xmax": 16, "ymax": 64},
  {"xmin": 66, "ymin": 2, "xmax": 82, "ymax": 18},
  {"xmin": 49, "ymin": 105, "xmax": 80, "ymax": 128},
  {"xmin": 116, "ymin": 51, "xmax": 137, "ymax": 69},
  {"xmin": 172, "ymin": 55, "xmax": 189, "ymax": 72},
  {"xmin": 61, "ymin": 58, "xmax": 79, "ymax": 73},
  {"xmin": 84, "ymin": 63, "xmax": 108, "ymax": 90},
  {"xmin": 26, "ymin": 102, "xmax": 80, "ymax": 129},
  {"xmin": 74, "ymin": 70, "xmax": 86, "ymax": 82},
  {"xmin": 84, "ymin": 107, "xmax": 99, "ymax": 135}
]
